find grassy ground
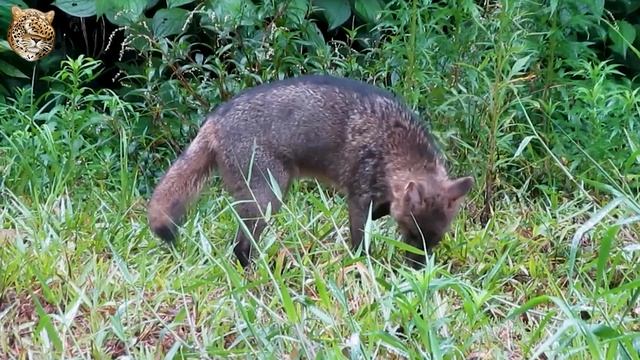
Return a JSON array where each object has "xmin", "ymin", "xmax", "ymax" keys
[
  {"xmin": 1, "ymin": 111, "xmax": 639, "ymax": 359},
  {"xmin": 0, "ymin": 47, "xmax": 637, "ymax": 359}
]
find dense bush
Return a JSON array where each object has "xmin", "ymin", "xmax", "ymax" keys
[{"xmin": 3, "ymin": 0, "xmax": 639, "ymax": 207}]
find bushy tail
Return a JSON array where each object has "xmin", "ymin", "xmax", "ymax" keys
[{"xmin": 147, "ymin": 120, "xmax": 218, "ymax": 243}]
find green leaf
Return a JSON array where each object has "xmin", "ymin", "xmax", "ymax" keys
[
  {"xmin": 0, "ymin": 59, "xmax": 29, "ymax": 78},
  {"xmin": 167, "ymin": 0, "xmax": 195, "ymax": 7},
  {"xmin": 353, "ymin": 0, "xmax": 383, "ymax": 24},
  {"xmin": 313, "ymin": 270, "xmax": 331, "ymax": 308},
  {"xmin": 204, "ymin": 0, "xmax": 258, "ymax": 27},
  {"xmin": 313, "ymin": 0, "xmax": 351, "ymax": 30},
  {"xmin": 586, "ymin": 0, "xmax": 604, "ymax": 17},
  {"xmin": 0, "ymin": 39, "xmax": 13, "ymax": 52},
  {"xmin": 0, "ymin": 0, "xmax": 29, "ymax": 34},
  {"xmin": 609, "ymin": 20, "xmax": 636, "ymax": 58},
  {"xmin": 285, "ymin": 0, "xmax": 311, "ymax": 25},
  {"xmin": 507, "ymin": 295, "xmax": 551, "ymax": 319},
  {"xmin": 302, "ymin": 21, "xmax": 325, "ymax": 49},
  {"xmin": 96, "ymin": 0, "xmax": 147, "ymax": 26},
  {"xmin": 428, "ymin": 327, "xmax": 443, "ymax": 360},
  {"xmin": 461, "ymin": 0, "xmax": 481, "ymax": 21},
  {"xmin": 371, "ymin": 331, "xmax": 409, "ymax": 353},
  {"xmin": 549, "ymin": 0, "xmax": 558, "ymax": 16},
  {"xmin": 31, "ymin": 292, "xmax": 63, "ymax": 353},
  {"xmin": 384, "ymin": 237, "xmax": 426, "ymax": 255},
  {"xmin": 110, "ymin": 312, "xmax": 126, "ymax": 341},
  {"xmin": 625, "ymin": 0, "xmax": 640, "ymax": 13},
  {"xmin": 277, "ymin": 278, "xmax": 299, "ymax": 323},
  {"xmin": 590, "ymin": 324, "xmax": 622, "ymax": 339},
  {"xmin": 0, "ymin": 82, "xmax": 9, "ymax": 96},
  {"xmin": 152, "ymin": 8, "xmax": 189, "ymax": 38},
  {"xmin": 513, "ymin": 135, "xmax": 535, "ymax": 158},
  {"xmin": 568, "ymin": 197, "xmax": 623, "ymax": 288},
  {"xmin": 509, "ymin": 54, "xmax": 532, "ymax": 79},
  {"xmin": 596, "ymin": 225, "xmax": 619, "ymax": 290},
  {"xmin": 52, "ymin": 0, "xmax": 97, "ymax": 17},
  {"xmin": 267, "ymin": 169, "xmax": 283, "ymax": 201}
]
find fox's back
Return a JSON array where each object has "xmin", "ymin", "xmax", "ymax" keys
[
  {"xmin": 207, "ymin": 75, "xmax": 418, "ymax": 170},
  {"xmin": 147, "ymin": 74, "xmax": 468, "ymax": 267}
]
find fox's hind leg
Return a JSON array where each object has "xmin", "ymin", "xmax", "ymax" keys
[{"xmin": 220, "ymin": 157, "xmax": 291, "ymax": 267}]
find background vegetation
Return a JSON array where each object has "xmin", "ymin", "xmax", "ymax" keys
[{"xmin": 0, "ymin": 0, "xmax": 638, "ymax": 358}]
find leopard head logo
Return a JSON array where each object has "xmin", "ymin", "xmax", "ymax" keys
[{"xmin": 7, "ymin": 6, "xmax": 56, "ymax": 62}]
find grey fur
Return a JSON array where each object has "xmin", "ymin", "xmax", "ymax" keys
[{"xmin": 148, "ymin": 75, "xmax": 474, "ymax": 268}]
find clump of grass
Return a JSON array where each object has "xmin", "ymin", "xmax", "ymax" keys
[{"xmin": 2, "ymin": 169, "xmax": 637, "ymax": 358}]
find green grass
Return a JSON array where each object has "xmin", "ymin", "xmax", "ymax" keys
[{"xmin": 0, "ymin": 111, "xmax": 638, "ymax": 359}]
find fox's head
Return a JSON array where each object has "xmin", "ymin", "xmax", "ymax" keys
[{"xmin": 390, "ymin": 173, "xmax": 474, "ymax": 268}]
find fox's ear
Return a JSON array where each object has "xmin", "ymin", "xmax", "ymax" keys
[
  {"xmin": 403, "ymin": 181, "xmax": 424, "ymax": 211},
  {"xmin": 446, "ymin": 176, "xmax": 474, "ymax": 201}
]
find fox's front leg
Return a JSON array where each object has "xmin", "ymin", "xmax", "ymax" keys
[
  {"xmin": 371, "ymin": 202, "xmax": 390, "ymax": 220},
  {"xmin": 348, "ymin": 194, "xmax": 380, "ymax": 253},
  {"xmin": 348, "ymin": 192, "xmax": 389, "ymax": 253},
  {"xmin": 347, "ymin": 199, "xmax": 366, "ymax": 253}
]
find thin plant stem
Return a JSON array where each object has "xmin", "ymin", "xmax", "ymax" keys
[{"xmin": 30, "ymin": 62, "xmax": 37, "ymax": 110}]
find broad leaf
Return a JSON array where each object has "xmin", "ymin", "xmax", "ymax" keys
[
  {"xmin": 508, "ymin": 54, "xmax": 532, "ymax": 79},
  {"xmin": 0, "ymin": 39, "xmax": 13, "ymax": 52},
  {"xmin": 152, "ymin": 8, "xmax": 189, "ymax": 37},
  {"xmin": 167, "ymin": 0, "xmax": 195, "ymax": 7},
  {"xmin": 0, "ymin": 0, "xmax": 29, "ymax": 34},
  {"xmin": 626, "ymin": 0, "xmax": 640, "ymax": 13},
  {"xmin": 52, "ymin": 0, "xmax": 97, "ymax": 18},
  {"xmin": 204, "ymin": 0, "xmax": 258, "ymax": 27},
  {"xmin": 313, "ymin": 0, "xmax": 351, "ymax": 30},
  {"xmin": 585, "ymin": 0, "xmax": 605, "ymax": 17},
  {"xmin": 609, "ymin": 20, "xmax": 636, "ymax": 58},
  {"xmin": 285, "ymin": 0, "xmax": 310, "ymax": 26},
  {"xmin": 590, "ymin": 324, "xmax": 621, "ymax": 339},
  {"xmin": 0, "ymin": 59, "xmax": 29, "ymax": 78},
  {"xmin": 96, "ymin": 0, "xmax": 147, "ymax": 26},
  {"xmin": 353, "ymin": 0, "xmax": 383, "ymax": 24}
]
